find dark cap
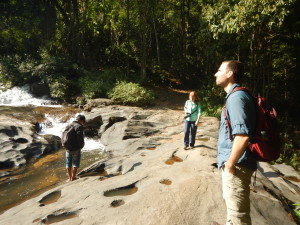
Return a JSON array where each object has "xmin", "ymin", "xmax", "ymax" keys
[{"xmin": 76, "ymin": 114, "xmax": 86, "ymax": 123}]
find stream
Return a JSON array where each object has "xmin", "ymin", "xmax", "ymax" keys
[{"xmin": 0, "ymin": 85, "xmax": 106, "ymax": 214}]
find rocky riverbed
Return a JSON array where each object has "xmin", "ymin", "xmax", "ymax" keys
[{"xmin": 0, "ymin": 91, "xmax": 300, "ymax": 225}]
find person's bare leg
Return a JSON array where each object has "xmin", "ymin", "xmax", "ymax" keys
[
  {"xmin": 71, "ymin": 167, "xmax": 78, "ymax": 181},
  {"xmin": 67, "ymin": 168, "xmax": 72, "ymax": 181}
]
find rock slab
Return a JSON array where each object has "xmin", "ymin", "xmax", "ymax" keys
[{"xmin": 0, "ymin": 105, "xmax": 299, "ymax": 225}]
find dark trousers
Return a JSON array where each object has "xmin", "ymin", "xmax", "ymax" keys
[{"xmin": 184, "ymin": 120, "xmax": 197, "ymax": 147}]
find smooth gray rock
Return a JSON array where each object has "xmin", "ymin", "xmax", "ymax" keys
[
  {"xmin": 0, "ymin": 115, "xmax": 60, "ymax": 173},
  {"xmin": 0, "ymin": 106, "xmax": 299, "ymax": 225}
]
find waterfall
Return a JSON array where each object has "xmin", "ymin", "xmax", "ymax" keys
[
  {"xmin": 40, "ymin": 114, "xmax": 105, "ymax": 152},
  {"xmin": 0, "ymin": 85, "xmax": 105, "ymax": 152},
  {"xmin": 0, "ymin": 85, "xmax": 59, "ymax": 107}
]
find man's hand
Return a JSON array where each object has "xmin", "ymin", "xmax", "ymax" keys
[
  {"xmin": 224, "ymin": 161, "xmax": 235, "ymax": 175},
  {"xmin": 225, "ymin": 134, "xmax": 250, "ymax": 175}
]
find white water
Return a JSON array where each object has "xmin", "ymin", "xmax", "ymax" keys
[
  {"xmin": 0, "ymin": 85, "xmax": 60, "ymax": 107},
  {"xmin": 0, "ymin": 85, "xmax": 105, "ymax": 152},
  {"xmin": 40, "ymin": 114, "xmax": 105, "ymax": 152}
]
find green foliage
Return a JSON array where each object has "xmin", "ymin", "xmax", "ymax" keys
[
  {"xmin": 0, "ymin": 55, "xmax": 20, "ymax": 85},
  {"xmin": 108, "ymin": 81, "xmax": 155, "ymax": 106},
  {"xmin": 78, "ymin": 70, "xmax": 126, "ymax": 99},
  {"xmin": 48, "ymin": 76, "xmax": 70, "ymax": 100},
  {"xmin": 294, "ymin": 202, "xmax": 300, "ymax": 222},
  {"xmin": 197, "ymin": 85, "xmax": 224, "ymax": 118},
  {"xmin": 0, "ymin": 54, "xmax": 39, "ymax": 86},
  {"xmin": 33, "ymin": 53, "xmax": 80, "ymax": 101},
  {"xmin": 0, "ymin": 0, "xmax": 56, "ymax": 54},
  {"xmin": 78, "ymin": 73, "xmax": 107, "ymax": 99},
  {"xmin": 289, "ymin": 153, "xmax": 300, "ymax": 171},
  {"xmin": 0, "ymin": 52, "xmax": 82, "ymax": 101},
  {"xmin": 203, "ymin": 0, "xmax": 296, "ymax": 39},
  {"xmin": 275, "ymin": 118, "xmax": 300, "ymax": 171},
  {"xmin": 201, "ymin": 98, "xmax": 223, "ymax": 118}
]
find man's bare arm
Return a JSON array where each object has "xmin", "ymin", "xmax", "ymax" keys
[{"xmin": 224, "ymin": 134, "xmax": 250, "ymax": 174}]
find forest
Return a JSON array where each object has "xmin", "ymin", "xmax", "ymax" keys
[{"xmin": 0, "ymin": 0, "xmax": 299, "ymax": 169}]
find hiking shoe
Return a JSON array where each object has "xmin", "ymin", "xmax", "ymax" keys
[{"xmin": 184, "ymin": 146, "xmax": 189, "ymax": 150}]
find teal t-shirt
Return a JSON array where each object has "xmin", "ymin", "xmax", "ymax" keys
[{"xmin": 184, "ymin": 100, "xmax": 201, "ymax": 121}]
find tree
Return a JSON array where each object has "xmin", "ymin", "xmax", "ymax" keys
[
  {"xmin": 203, "ymin": 0, "xmax": 296, "ymax": 95},
  {"xmin": 0, "ymin": 0, "xmax": 56, "ymax": 55}
]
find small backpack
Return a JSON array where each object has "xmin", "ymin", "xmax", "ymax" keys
[
  {"xmin": 61, "ymin": 123, "xmax": 76, "ymax": 150},
  {"xmin": 224, "ymin": 87, "xmax": 281, "ymax": 162}
]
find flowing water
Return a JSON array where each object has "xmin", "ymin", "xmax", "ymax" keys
[{"xmin": 0, "ymin": 86, "xmax": 106, "ymax": 214}]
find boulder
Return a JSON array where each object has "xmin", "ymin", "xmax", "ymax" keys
[
  {"xmin": 30, "ymin": 83, "xmax": 50, "ymax": 97},
  {"xmin": 83, "ymin": 98, "xmax": 112, "ymax": 112},
  {"xmin": 84, "ymin": 114, "xmax": 103, "ymax": 137},
  {"xmin": 0, "ymin": 115, "xmax": 61, "ymax": 174}
]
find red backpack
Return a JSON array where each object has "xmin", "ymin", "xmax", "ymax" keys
[{"xmin": 224, "ymin": 87, "xmax": 281, "ymax": 162}]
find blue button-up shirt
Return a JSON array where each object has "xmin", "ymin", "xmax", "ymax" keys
[{"xmin": 217, "ymin": 84, "xmax": 257, "ymax": 170}]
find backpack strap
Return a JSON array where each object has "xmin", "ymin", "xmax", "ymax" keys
[
  {"xmin": 184, "ymin": 101, "xmax": 199, "ymax": 119},
  {"xmin": 223, "ymin": 86, "xmax": 252, "ymax": 141},
  {"xmin": 223, "ymin": 105, "xmax": 233, "ymax": 140},
  {"xmin": 185, "ymin": 108, "xmax": 198, "ymax": 119}
]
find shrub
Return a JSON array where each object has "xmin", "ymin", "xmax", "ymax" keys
[
  {"xmin": 294, "ymin": 202, "xmax": 300, "ymax": 223},
  {"xmin": 197, "ymin": 85, "xmax": 223, "ymax": 118},
  {"xmin": 108, "ymin": 81, "xmax": 155, "ymax": 106},
  {"xmin": 78, "ymin": 70, "xmax": 126, "ymax": 99},
  {"xmin": 0, "ymin": 54, "xmax": 38, "ymax": 86},
  {"xmin": 275, "ymin": 127, "xmax": 300, "ymax": 171},
  {"xmin": 78, "ymin": 73, "xmax": 107, "ymax": 99},
  {"xmin": 48, "ymin": 76, "xmax": 71, "ymax": 101},
  {"xmin": 201, "ymin": 96, "xmax": 223, "ymax": 118}
]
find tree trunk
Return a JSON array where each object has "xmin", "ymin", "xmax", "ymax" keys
[
  {"xmin": 152, "ymin": 15, "xmax": 160, "ymax": 67},
  {"xmin": 126, "ymin": 0, "xmax": 130, "ymax": 74},
  {"xmin": 180, "ymin": 0, "xmax": 187, "ymax": 71},
  {"xmin": 139, "ymin": 0, "xmax": 149, "ymax": 79},
  {"xmin": 250, "ymin": 35, "xmax": 257, "ymax": 93},
  {"xmin": 141, "ymin": 30, "xmax": 147, "ymax": 79},
  {"xmin": 71, "ymin": 0, "xmax": 80, "ymax": 63}
]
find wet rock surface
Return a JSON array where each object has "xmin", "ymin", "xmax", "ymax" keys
[
  {"xmin": 0, "ymin": 96, "xmax": 299, "ymax": 225},
  {"xmin": 0, "ymin": 115, "xmax": 60, "ymax": 173},
  {"xmin": 30, "ymin": 83, "xmax": 50, "ymax": 98}
]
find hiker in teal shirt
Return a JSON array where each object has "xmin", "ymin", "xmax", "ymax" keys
[{"xmin": 184, "ymin": 91, "xmax": 201, "ymax": 150}]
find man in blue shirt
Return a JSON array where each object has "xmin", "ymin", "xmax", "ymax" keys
[{"xmin": 215, "ymin": 60, "xmax": 257, "ymax": 225}]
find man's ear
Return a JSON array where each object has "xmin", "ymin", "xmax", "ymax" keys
[{"xmin": 227, "ymin": 70, "xmax": 234, "ymax": 79}]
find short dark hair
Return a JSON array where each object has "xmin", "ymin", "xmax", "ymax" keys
[
  {"xmin": 76, "ymin": 114, "xmax": 86, "ymax": 123},
  {"xmin": 223, "ymin": 60, "xmax": 244, "ymax": 83}
]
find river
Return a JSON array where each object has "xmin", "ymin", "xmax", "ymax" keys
[{"xmin": 0, "ymin": 85, "xmax": 106, "ymax": 214}]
